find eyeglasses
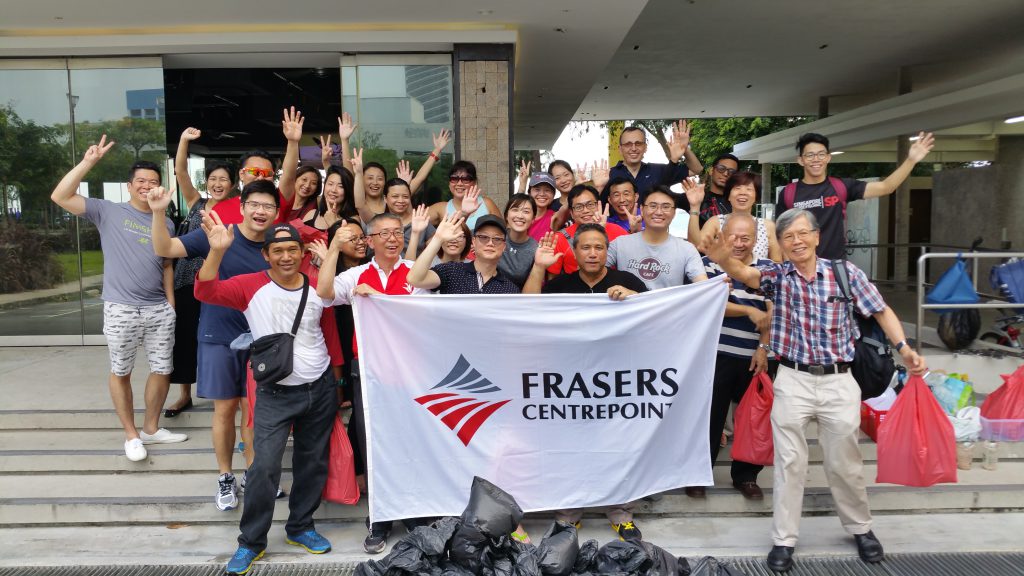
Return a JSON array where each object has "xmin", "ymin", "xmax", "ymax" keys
[
  {"xmin": 571, "ymin": 201, "xmax": 599, "ymax": 212},
  {"xmin": 643, "ymin": 202, "xmax": 675, "ymax": 213},
  {"xmin": 781, "ymin": 229, "xmax": 817, "ymax": 243},
  {"xmin": 449, "ymin": 175, "xmax": 475, "ymax": 184},
  {"xmin": 242, "ymin": 201, "xmax": 278, "ymax": 212},
  {"xmin": 241, "ymin": 167, "xmax": 274, "ymax": 178},
  {"xmin": 713, "ymin": 164, "xmax": 738, "ymax": 176},
  {"xmin": 347, "ymin": 235, "xmax": 368, "ymax": 244},
  {"xmin": 620, "ymin": 141, "xmax": 646, "ymax": 149},
  {"xmin": 801, "ymin": 151, "xmax": 829, "ymax": 161},
  {"xmin": 368, "ymin": 229, "xmax": 403, "ymax": 241},
  {"xmin": 474, "ymin": 234, "xmax": 506, "ymax": 245}
]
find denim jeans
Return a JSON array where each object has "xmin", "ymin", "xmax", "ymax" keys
[{"xmin": 238, "ymin": 369, "xmax": 337, "ymax": 551}]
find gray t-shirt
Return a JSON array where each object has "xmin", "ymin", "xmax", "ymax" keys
[
  {"xmin": 606, "ymin": 233, "xmax": 704, "ymax": 290},
  {"xmin": 82, "ymin": 198, "xmax": 174, "ymax": 306},
  {"xmin": 499, "ymin": 236, "xmax": 538, "ymax": 287}
]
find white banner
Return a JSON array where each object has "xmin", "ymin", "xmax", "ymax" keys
[{"xmin": 354, "ymin": 280, "xmax": 729, "ymax": 522}]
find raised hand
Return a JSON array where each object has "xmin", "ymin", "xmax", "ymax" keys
[
  {"xmin": 575, "ymin": 162, "xmax": 589, "ymax": 184},
  {"xmin": 432, "ymin": 129, "xmax": 451, "ymax": 151},
  {"xmin": 82, "ymin": 134, "xmax": 115, "ymax": 165},
  {"xmin": 328, "ymin": 219, "xmax": 352, "ymax": 252},
  {"xmin": 396, "ymin": 159, "xmax": 414, "ymax": 184},
  {"xmin": 591, "ymin": 158, "xmax": 610, "ymax": 191},
  {"xmin": 282, "ymin": 106, "xmax": 304, "ymax": 142},
  {"xmin": 337, "ymin": 112, "xmax": 358, "ymax": 141},
  {"xmin": 598, "ymin": 200, "xmax": 610, "ymax": 226},
  {"xmin": 200, "ymin": 209, "xmax": 235, "ymax": 252},
  {"xmin": 180, "ymin": 127, "xmax": 201, "ymax": 142},
  {"xmin": 436, "ymin": 212, "xmax": 467, "ymax": 243},
  {"xmin": 350, "ymin": 148, "xmax": 364, "ymax": 175},
  {"xmin": 533, "ymin": 231, "xmax": 563, "ymax": 268},
  {"xmin": 146, "ymin": 185, "xmax": 174, "ymax": 212},
  {"xmin": 704, "ymin": 229, "xmax": 734, "ymax": 265},
  {"xmin": 319, "ymin": 135, "xmax": 334, "ymax": 164},
  {"xmin": 908, "ymin": 132, "xmax": 935, "ymax": 163},
  {"xmin": 518, "ymin": 159, "xmax": 532, "ymax": 181},
  {"xmin": 668, "ymin": 120, "xmax": 693, "ymax": 161},
  {"xmin": 411, "ymin": 204, "xmax": 430, "ymax": 235},
  {"xmin": 460, "ymin": 185, "xmax": 482, "ymax": 215},
  {"xmin": 307, "ymin": 238, "xmax": 329, "ymax": 262},
  {"xmin": 682, "ymin": 175, "xmax": 704, "ymax": 210},
  {"xmin": 627, "ymin": 201, "xmax": 644, "ymax": 233}
]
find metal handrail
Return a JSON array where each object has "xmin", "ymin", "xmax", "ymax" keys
[{"xmin": 916, "ymin": 252, "xmax": 1024, "ymax": 352}]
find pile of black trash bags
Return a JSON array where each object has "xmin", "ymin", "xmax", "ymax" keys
[{"xmin": 356, "ymin": 477, "xmax": 746, "ymax": 576}]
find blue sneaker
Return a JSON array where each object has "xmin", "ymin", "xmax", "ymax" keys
[
  {"xmin": 225, "ymin": 546, "xmax": 264, "ymax": 575},
  {"xmin": 286, "ymin": 530, "xmax": 332, "ymax": 554}
]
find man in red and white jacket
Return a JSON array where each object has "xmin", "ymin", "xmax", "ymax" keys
[
  {"xmin": 195, "ymin": 216, "xmax": 336, "ymax": 574},
  {"xmin": 317, "ymin": 212, "xmax": 429, "ymax": 554}
]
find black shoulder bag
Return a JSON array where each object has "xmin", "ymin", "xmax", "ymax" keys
[
  {"xmin": 250, "ymin": 274, "xmax": 309, "ymax": 386},
  {"xmin": 831, "ymin": 260, "xmax": 895, "ymax": 399}
]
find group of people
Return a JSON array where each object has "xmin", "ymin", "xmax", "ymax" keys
[{"xmin": 49, "ymin": 107, "xmax": 936, "ymax": 574}]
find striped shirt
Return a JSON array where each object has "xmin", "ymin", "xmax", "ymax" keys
[
  {"xmin": 703, "ymin": 256, "xmax": 772, "ymax": 358},
  {"xmin": 757, "ymin": 258, "xmax": 886, "ymax": 365}
]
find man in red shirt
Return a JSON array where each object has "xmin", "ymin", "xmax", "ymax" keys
[{"xmin": 546, "ymin": 184, "xmax": 629, "ymax": 278}]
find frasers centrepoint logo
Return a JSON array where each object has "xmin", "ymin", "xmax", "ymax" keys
[
  {"xmin": 416, "ymin": 355, "xmax": 681, "ymax": 444},
  {"xmin": 414, "ymin": 355, "xmax": 511, "ymax": 446}
]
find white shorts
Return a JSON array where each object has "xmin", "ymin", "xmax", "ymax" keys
[{"xmin": 103, "ymin": 301, "xmax": 176, "ymax": 377}]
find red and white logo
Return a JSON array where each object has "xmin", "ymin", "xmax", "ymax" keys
[{"xmin": 414, "ymin": 354, "xmax": 511, "ymax": 446}]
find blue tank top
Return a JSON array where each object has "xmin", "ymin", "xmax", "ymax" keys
[{"xmin": 446, "ymin": 199, "xmax": 490, "ymax": 229}]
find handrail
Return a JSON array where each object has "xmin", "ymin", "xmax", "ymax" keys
[{"xmin": 916, "ymin": 252, "xmax": 1024, "ymax": 352}]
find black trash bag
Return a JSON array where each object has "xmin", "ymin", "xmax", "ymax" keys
[
  {"xmin": 595, "ymin": 540, "xmax": 651, "ymax": 575},
  {"xmin": 440, "ymin": 562, "xmax": 478, "ymax": 576},
  {"xmin": 355, "ymin": 559, "xmax": 387, "ymax": 576},
  {"xmin": 638, "ymin": 541, "xmax": 689, "ymax": 576},
  {"xmin": 450, "ymin": 522, "xmax": 490, "ymax": 574},
  {"xmin": 357, "ymin": 516, "xmax": 462, "ymax": 576},
  {"xmin": 513, "ymin": 545, "xmax": 543, "ymax": 576},
  {"xmin": 937, "ymin": 309, "xmax": 981, "ymax": 351},
  {"xmin": 687, "ymin": 556, "xmax": 748, "ymax": 576},
  {"xmin": 573, "ymin": 540, "xmax": 600, "ymax": 573},
  {"xmin": 461, "ymin": 476, "xmax": 525, "ymax": 538},
  {"xmin": 537, "ymin": 522, "xmax": 580, "ymax": 576}
]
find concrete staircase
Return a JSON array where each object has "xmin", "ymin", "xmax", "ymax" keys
[{"xmin": 2, "ymin": 402, "xmax": 1023, "ymax": 527}]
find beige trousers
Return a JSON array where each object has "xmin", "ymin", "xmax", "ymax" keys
[
  {"xmin": 770, "ymin": 365, "xmax": 872, "ymax": 546},
  {"xmin": 555, "ymin": 500, "xmax": 637, "ymax": 525}
]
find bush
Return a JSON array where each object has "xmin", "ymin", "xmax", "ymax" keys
[{"xmin": 0, "ymin": 220, "xmax": 65, "ymax": 293}]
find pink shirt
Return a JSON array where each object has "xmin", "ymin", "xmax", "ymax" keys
[{"xmin": 528, "ymin": 210, "xmax": 554, "ymax": 242}]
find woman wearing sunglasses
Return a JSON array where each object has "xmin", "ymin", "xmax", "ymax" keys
[{"xmin": 426, "ymin": 161, "xmax": 501, "ymax": 229}]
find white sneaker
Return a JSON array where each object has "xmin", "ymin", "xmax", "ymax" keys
[
  {"xmin": 217, "ymin": 473, "xmax": 239, "ymax": 511},
  {"xmin": 124, "ymin": 438, "xmax": 147, "ymax": 461},
  {"xmin": 139, "ymin": 428, "xmax": 188, "ymax": 444}
]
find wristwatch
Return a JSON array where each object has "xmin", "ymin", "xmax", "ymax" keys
[
  {"xmin": 758, "ymin": 343, "xmax": 772, "ymax": 352},
  {"xmin": 895, "ymin": 340, "xmax": 907, "ymax": 352}
]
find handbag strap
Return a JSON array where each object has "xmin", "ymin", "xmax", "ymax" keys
[{"xmin": 290, "ymin": 274, "xmax": 310, "ymax": 336}]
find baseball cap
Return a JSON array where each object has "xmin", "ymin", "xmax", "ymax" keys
[
  {"xmin": 473, "ymin": 214, "xmax": 507, "ymax": 236},
  {"xmin": 263, "ymin": 223, "xmax": 302, "ymax": 248},
  {"xmin": 527, "ymin": 172, "xmax": 557, "ymax": 191}
]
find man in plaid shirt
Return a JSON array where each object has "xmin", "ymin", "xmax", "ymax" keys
[{"xmin": 707, "ymin": 208, "xmax": 927, "ymax": 573}]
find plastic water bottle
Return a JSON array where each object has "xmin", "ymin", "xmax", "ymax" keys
[
  {"xmin": 956, "ymin": 442, "xmax": 974, "ymax": 470},
  {"xmin": 982, "ymin": 441, "xmax": 999, "ymax": 471}
]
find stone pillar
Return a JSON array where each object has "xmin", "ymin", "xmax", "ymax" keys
[
  {"xmin": 893, "ymin": 66, "xmax": 913, "ymax": 283},
  {"xmin": 454, "ymin": 44, "xmax": 514, "ymax": 209}
]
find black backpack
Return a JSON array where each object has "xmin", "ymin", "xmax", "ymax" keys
[{"xmin": 831, "ymin": 260, "xmax": 896, "ymax": 399}]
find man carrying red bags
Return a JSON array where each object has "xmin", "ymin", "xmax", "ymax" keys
[
  {"xmin": 707, "ymin": 208, "xmax": 927, "ymax": 573},
  {"xmin": 699, "ymin": 213, "xmax": 774, "ymax": 499}
]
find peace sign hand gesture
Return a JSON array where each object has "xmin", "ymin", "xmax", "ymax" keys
[{"xmin": 82, "ymin": 134, "xmax": 115, "ymax": 165}]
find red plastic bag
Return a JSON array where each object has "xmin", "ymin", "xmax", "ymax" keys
[
  {"xmin": 731, "ymin": 372, "xmax": 774, "ymax": 466},
  {"xmin": 323, "ymin": 414, "xmax": 360, "ymax": 504},
  {"xmin": 981, "ymin": 366, "xmax": 1024, "ymax": 420},
  {"xmin": 876, "ymin": 375, "xmax": 957, "ymax": 487}
]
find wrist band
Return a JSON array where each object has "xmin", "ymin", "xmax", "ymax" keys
[{"xmin": 430, "ymin": 152, "xmax": 440, "ymax": 161}]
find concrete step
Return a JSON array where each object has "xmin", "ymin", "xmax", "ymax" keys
[
  {"xmin": 2, "ymin": 462, "xmax": 1022, "ymax": 526},
  {"xmin": 0, "ymin": 406, "xmax": 354, "ymax": 430}
]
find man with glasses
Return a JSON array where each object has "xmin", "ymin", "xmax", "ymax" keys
[
  {"xmin": 605, "ymin": 177, "xmax": 643, "ymax": 233},
  {"xmin": 408, "ymin": 214, "xmax": 520, "ymax": 294},
  {"xmin": 50, "ymin": 135, "xmax": 187, "ymax": 462},
  {"xmin": 607, "ymin": 186, "xmax": 708, "ymax": 290},
  {"xmin": 608, "ymin": 121, "xmax": 703, "ymax": 197},
  {"xmin": 706, "ymin": 208, "xmax": 927, "ymax": 573},
  {"xmin": 317, "ymin": 212, "xmax": 430, "ymax": 554},
  {"xmin": 150, "ymin": 180, "xmax": 280, "ymax": 511},
  {"xmin": 680, "ymin": 153, "xmax": 739, "ymax": 227},
  {"xmin": 775, "ymin": 131, "xmax": 935, "ymax": 259},
  {"xmin": 546, "ymin": 185, "xmax": 629, "ymax": 278}
]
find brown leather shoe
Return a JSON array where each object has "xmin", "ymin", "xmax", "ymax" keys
[
  {"xmin": 733, "ymin": 481, "xmax": 764, "ymax": 500},
  {"xmin": 684, "ymin": 486, "xmax": 706, "ymax": 498}
]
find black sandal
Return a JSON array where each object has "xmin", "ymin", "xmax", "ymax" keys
[{"xmin": 164, "ymin": 398, "xmax": 193, "ymax": 418}]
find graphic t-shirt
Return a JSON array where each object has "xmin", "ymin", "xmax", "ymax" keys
[
  {"xmin": 606, "ymin": 233, "xmax": 705, "ymax": 290},
  {"xmin": 82, "ymin": 198, "xmax": 174, "ymax": 306},
  {"xmin": 774, "ymin": 177, "xmax": 867, "ymax": 260}
]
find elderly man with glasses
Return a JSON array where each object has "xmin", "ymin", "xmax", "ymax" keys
[{"xmin": 775, "ymin": 131, "xmax": 935, "ymax": 259}]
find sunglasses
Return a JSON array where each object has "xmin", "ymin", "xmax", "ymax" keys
[
  {"xmin": 241, "ymin": 167, "xmax": 274, "ymax": 178},
  {"xmin": 449, "ymin": 175, "xmax": 476, "ymax": 184},
  {"xmin": 713, "ymin": 164, "xmax": 738, "ymax": 176}
]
